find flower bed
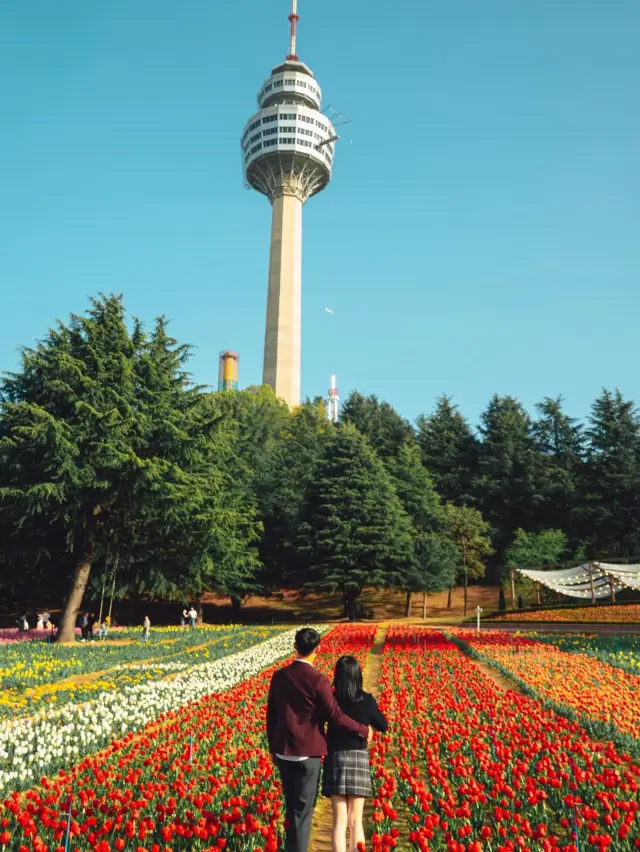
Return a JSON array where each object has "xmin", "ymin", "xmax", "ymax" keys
[
  {"xmin": 0, "ymin": 624, "xmax": 375, "ymax": 851},
  {"xmin": 533, "ymin": 632, "xmax": 640, "ymax": 676},
  {"xmin": 450, "ymin": 628, "xmax": 640, "ymax": 752},
  {"xmin": 370, "ymin": 627, "xmax": 639, "ymax": 850},
  {"xmin": 492, "ymin": 603, "xmax": 640, "ymax": 623},
  {"xmin": 0, "ymin": 627, "xmax": 268, "ymax": 713},
  {"xmin": 0, "ymin": 626, "xmax": 310, "ymax": 794}
]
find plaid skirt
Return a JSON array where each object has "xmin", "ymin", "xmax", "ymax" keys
[{"xmin": 322, "ymin": 749, "xmax": 372, "ymax": 798}]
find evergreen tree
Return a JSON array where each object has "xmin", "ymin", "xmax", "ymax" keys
[
  {"xmin": 416, "ymin": 396, "xmax": 479, "ymax": 505},
  {"xmin": 444, "ymin": 503, "xmax": 493, "ymax": 615},
  {"xmin": 258, "ymin": 398, "xmax": 328, "ymax": 588},
  {"xmin": 580, "ymin": 389, "xmax": 640, "ymax": 556},
  {"xmin": 0, "ymin": 297, "xmax": 243, "ymax": 639},
  {"xmin": 296, "ymin": 424, "xmax": 414, "ymax": 621},
  {"xmin": 208, "ymin": 386, "xmax": 290, "ymax": 606},
  {"xmin": 0, "ymin": 296, "xmax": 144, "ymax": 641},
  {"xmin": 341, "ymin": 391, "xmax": 414, "ymax": 460},
  {"xmin": 533, "ymin": 396, "xmax": 584, "ymax": 541},
  {"xmin": 474, "ymin": 395, "xmax": 541, "ymax": 572}
]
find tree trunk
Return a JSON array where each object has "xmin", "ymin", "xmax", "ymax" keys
[
  {"xmin": 461, "ymin": 541, "xmax": 469, "ymax": 617},
  {"xmin": 196, "ymin": 594, "xmax": 204, "ymax": 625},
  {"xmin": 536, "ymin": 582, "xmax": 541, "ymax": 606},
  {"xmin": 463, "ymin": 565, "xmax": 468, "ymax": 617},
  {"xmin": 422, "ymin": 592, "xmax": 427, "ymax": 621},
  {"xmin": 404, "ymin": 591, "xmax": 412, "ymax": 618},
  {"xmin": 230, "ymin": 595, "xmax": 242, "ymax": 614},
  {"xmin": 57, "ymin": 538, "xmax": 94, "ymax": 643},
  {"xmin": 510, "ymin": 568, "xmax": 517, "ymax": 610},
  {"xmin": 345, "ymin": 589, "xmax": 358, "ymax": 623},
  {"xmin": 447, "ymin": 587, "xmax": 453, "ymax": 609}
]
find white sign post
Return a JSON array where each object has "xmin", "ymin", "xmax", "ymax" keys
[{"xmin": 476, "ymin": 605, "xmax": 483, "ymax": 633}]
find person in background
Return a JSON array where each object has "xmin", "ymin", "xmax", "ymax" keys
[
  {"xmin": 142, "ymin": 615, "xmax": 151, "ymax": 642},
  {"xmin": 99, "ymin": 620, "xmax": 108, "ymax": 640},
  {"xmin": 42, "ymin": 612, "xmax": 52, "ymax": 630},
  {"xmin": 36, "ymin": 614, "xmax": 44, "ymax": 630},
  {"xmin": 80, "ymin": 612, "xmax": 90, "ymax": 641},
  {"xmin": 180, "ymin": 608, "xmax": 188, "ymax": 628},
  {"xmin": 187, "ymin": 606, "xmax": 197, "ymax": 629},
  {"xmin": 322, "ymin": 655, "xmax": 388, "ymax": 852},
  {"xmin": 17, "ymin": 614, "xmax": 29, "ymax": 632}
]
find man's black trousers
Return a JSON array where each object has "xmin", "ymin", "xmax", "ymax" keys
[{"xmin": 276, "ymin": 757, "xmax": 322, "ymax": 852}]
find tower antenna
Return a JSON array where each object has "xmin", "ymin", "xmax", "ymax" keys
[{"xmin": 287, "ymin": 0, "xmax": 299, "ymax": 62}]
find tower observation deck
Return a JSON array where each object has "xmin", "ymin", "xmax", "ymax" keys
[{"xmin": 241, "ymin": 0, "xmax": 338, "ymax": 408}]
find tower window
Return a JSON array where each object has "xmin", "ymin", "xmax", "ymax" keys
[{"xmin": 251, "ymin": 143, "xmax": 263, "ymax": 154}]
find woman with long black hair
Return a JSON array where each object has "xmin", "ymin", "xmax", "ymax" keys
[{"xmin": 322, "ymin": 655, "xmax": 388, "ymax": 852}]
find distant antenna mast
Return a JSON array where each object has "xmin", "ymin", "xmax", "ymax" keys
[
  {"xmin": 327, "ymin": 374, "xmax": 339, "ymax": 423},
  {"xmin": 287, "ymin": 0, "xmax": 299, "ymax": 61}
]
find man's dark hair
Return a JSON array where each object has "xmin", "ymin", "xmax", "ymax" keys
[{"xmin": 295, "ymin": 627, "xmax": 321, "ymax": 658}]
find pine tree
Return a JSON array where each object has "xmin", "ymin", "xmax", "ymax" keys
[
  {"xmin": 533, "ymin": 396, "xmax": 584, "ymax": 541},
  {"xmin": 296, "ymin": 424, "xmax": 414, "ymax": 621},
  {"xmin": 258, "ymin": 398, "xmax": 329, "ymax": 588},
  {"xmin": 580, "ymin": 389, "xmax": 640, "ymax": 556},
  {"xmin": 416, "ymin": 396, "xmax": 479, "ymax": 505},
  {"xmin": 341, "ymin": 392, "xmax": 414, "ymax": 461},
  {"xmin": 342, "ymin": 393, "xmax": 457, "ymax": 612},
  {"xmin": 474, "ymin": 395, "xmax": 540, "ymax": 572},
  {"xmin": 0, "ymin": 296, "xmax": 143, "ymax": 641}
]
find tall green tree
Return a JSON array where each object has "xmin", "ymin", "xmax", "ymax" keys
[
  {"xmin": 341, "ymin": 392, "xmax": 414, "ymax": 461},
  {"xmin": 258, "ymin": 398, "xmax": 328, "ymax": 588},
  {"xmin": 533, "ymin": 396, "xmax": 584, "ymax": 541},
  {"xmin": 0, "ymin": 298, "xmax": 147, "ymax": 639},
  {"xmin": 0, "ymin": 297, "xmax": 234, "ymax": 640},
  {"xmin": 580, "ymin": 389, "xmax": 640, "ymax": 556},
  {"xmin": 342, "ymin": 392, "xmax": 460, "ymax": 613},
  {"xmin": 504, "ymin": 528, "xmax": 568, "ymax": 607},
  {"xmin": 444, "ymin": 503, "xmax": 493, "ymax": 616},
  {"xmin": 389, "ymin": 442, "xmax": 458, "ymax": 614},
  {"xmin": 416, "ymin": 396, "xmax": 479, "ymax": 505},
  {"xmin": 474, "ymin": 395, "xmax": 541, "ymax": 573},
  {"xmin": 296, "ymin": 424, "xmax": 414, "ymax": 621}
]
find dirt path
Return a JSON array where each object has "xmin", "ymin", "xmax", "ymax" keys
[{"xmin": 308, "ymin": 627, "xmax": 386, "ymax": 852}]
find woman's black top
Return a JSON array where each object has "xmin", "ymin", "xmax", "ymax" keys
[{"xmin": 326, "ymin": 690, "xmax": 388, "ymax": 752}]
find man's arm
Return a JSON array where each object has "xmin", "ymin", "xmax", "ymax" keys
[
  {"xmin": 315, "ymin": 677, "xmax": 367, "ymax": 739},
  {"xmin": 266, "ymin": 675, "xmax": 277, "ymax": 751}
]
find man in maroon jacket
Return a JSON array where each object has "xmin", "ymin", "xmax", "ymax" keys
[{"xmin": 267, "ymin": 628, "xmax": 370, "ymax": 852}]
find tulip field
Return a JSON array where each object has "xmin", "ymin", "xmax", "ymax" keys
[
  {"xmin": 449, "ymin": 629, "xmax": 640, "ymax": 754},
  {"xmin": 0, "ymin": 623, "xmax": 639, "ymax": 850}
]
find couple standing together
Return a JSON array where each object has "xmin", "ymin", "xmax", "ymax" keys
[{"xmin": 267, "ymin": 628, "xmax": 388, "ymax": 852}]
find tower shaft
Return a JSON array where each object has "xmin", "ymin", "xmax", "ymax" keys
[{"xmin": 263, "ymin": 190, "xmax": 303, "ymax": 407}]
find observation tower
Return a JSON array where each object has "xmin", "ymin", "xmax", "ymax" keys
[{"xmin": 241, "ymin": 0, "xmax": 338, "ymax": 408}]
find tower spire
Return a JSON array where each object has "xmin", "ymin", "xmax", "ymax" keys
[{"xmin": 287, "ymin": 0, "xmax": 299, "ymax": 62}]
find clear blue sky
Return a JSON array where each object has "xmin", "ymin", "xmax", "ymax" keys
[{"xmin": 1, "ymin": 0, "xmax": 638, "ymax": 427}]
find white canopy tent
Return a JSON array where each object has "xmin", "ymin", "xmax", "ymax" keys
[{"xmin": 518, "ymin": 562, "xmax": 640, "ymax": 602}]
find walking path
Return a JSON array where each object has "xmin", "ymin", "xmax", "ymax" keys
[{"xmin": 308, "ymin": 627, "xmax": 386, "ymax": 852}]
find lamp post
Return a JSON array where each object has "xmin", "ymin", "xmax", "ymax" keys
[{"xmin": 476, "ymin": 605, "xmax": 483, "ymax": 633}]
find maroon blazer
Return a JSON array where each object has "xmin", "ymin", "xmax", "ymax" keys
[{"xmin": 266, "ymin": 660, "xmax": 368, "ymax": 757}]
